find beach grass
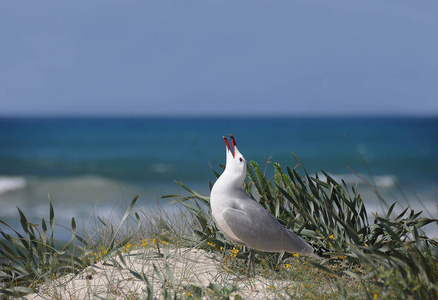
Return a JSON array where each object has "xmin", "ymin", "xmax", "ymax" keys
[{"xmin": 1, "ymin": 155, "xmax": 437, "ymax": 299}]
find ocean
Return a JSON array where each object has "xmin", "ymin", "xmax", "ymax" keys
[{"xmin": 1, "ymin": 117, "xmax": 437, "ymax": 238}]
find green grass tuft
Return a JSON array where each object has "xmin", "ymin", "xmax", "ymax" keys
[
  {"xmin": 167, "ymin": 154, "xmax": 438, "ymax": 299},
  {"xmin": 1, "ymin": 153, "xmax": 437, "ymax": 299},
  {"xmin": 0, "ymin": 195, "xmax": 140, "ymax": 297}
]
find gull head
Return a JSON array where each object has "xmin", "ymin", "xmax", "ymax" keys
[{"xmin": 222, "ymin": 134, "xmax": 247, "ymax": 186}]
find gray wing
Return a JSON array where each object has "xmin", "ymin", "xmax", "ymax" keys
[{"xmin": 222, "ymin": 200, "xmax": 314, "ymax": 255}]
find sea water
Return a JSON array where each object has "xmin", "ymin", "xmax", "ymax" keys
[{"xmin": 1, "ymin": 117, "xmax": 437, "ymax": 239}]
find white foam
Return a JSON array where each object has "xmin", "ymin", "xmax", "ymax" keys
[
  {"xmin": 315, "ymin": 173, "xmax": 397, "ymax": 188},
  {"xmin": 0, "ymin": 176, "xmax": 27, "ymax": 195},
  {"xmin": 372, "ymin": 175, "xmax": 398, "ymax": 188},
  {"xmin": 153, "ymin": 163, "xmax": 170, "ymax": 174}
]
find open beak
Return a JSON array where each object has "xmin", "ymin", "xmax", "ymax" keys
[{"xmin": 223, "ymin": 134, "xmax": 237, "ymax": 158}]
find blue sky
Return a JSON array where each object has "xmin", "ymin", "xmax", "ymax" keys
[{"xmin": 1, "ymin": 1, "xmax": 437, "ymax": 116}]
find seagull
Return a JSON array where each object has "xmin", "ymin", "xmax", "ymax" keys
[{"xmin": 210, "ymin": 134, "xmax": 318, "ymax": 274}]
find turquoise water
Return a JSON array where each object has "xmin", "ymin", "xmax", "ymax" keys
[{"xmin": 1, "ymin": 117, "xmax": 437, "ymax": 237}]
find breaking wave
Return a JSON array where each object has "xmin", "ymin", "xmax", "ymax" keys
[
  {"xmin": 315, "ymin": 173, "xmax": 397, "ymax": 188},
  {"xmin": 0, "ymin": 176, "xmax": 27, "ymax": 195}
]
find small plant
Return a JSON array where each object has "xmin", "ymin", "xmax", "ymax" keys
[
  {"xmin": 207, "ymin": 282, "xmax": 239, "ymax": 299},
  {"xmin": 184, "ymin": 284, "xmax": 205, "ymax": 299}
]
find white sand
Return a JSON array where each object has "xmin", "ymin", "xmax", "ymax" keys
[{"xmin": 25, "ymin": 247, "xmax": 302, "ymax": 299}]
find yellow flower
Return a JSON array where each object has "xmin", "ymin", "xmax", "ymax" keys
[
  {"xmin": 293, "ymin": 253, "xmax": 299, "ymax": 257},
  {"xmin": 269, "ymin": 285, "xmax": 273, "ymax": 289},
  {"xmin": 186, "ymin": 292, "xmax": 191, "ymax": 297},
  {"xmin": 229, "ymin": 247, "xmax": 239, "ymax": 257},
  {"xmin": 285, "ymin": 263, "xmax": 290, "ymax": 269},
  {"xmin": 328, "ymin": 234, "xmax": 334, "ymax": 239},
  {"xmin": 162, "ymin": 241, "xmax": 167, "ymax": 245},
  {"xmin": 152, "ymin": 238, "xmax": 156, "ymax": 245},
  {"xmin": 373, "ymin": 293, "xmax": 378, "ymax": 299},
  {"xmin": 125, "ymin": 242, "xmax": 131, "ymax": 250},
  {"xmin": 52, "ymin": 273, "xmax": 56, "ymax": 279},
  {"xmin": 142, "ymin": 239, "xmax": 148, "ymax": 246}
]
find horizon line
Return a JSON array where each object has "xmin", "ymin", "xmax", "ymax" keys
[{"xmin": 1, "ymin": 112, "xmax": 438, "ymax": 119}]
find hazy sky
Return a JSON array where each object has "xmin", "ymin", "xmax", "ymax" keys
[{"xmin": 1, "ymin": 1, "xmax": 437, "ymax": 116}]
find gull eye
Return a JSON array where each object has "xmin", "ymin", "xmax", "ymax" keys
[{"xmin": 239, "ymin": 157, "xmax": 243, "ymax": 162}]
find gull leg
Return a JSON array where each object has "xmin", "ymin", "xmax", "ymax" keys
[{"xmin": 247, "ymin": 248, "xmax": 255, "ymax": 277}]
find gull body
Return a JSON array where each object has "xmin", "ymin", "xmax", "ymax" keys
[{"xmin": 210, "ymin": 135, "xmax": 316, "ymax": 258}]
